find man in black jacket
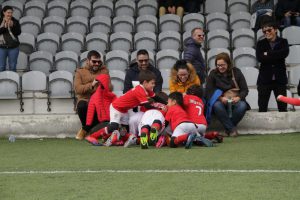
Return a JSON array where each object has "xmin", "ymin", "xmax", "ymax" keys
[
  {"xmin": 256, "ymin": 21, "xmax": 289, "ymax": 112},
  {"xmin": 123, "ymin": 49, "xmax": 163, "ymax": 94}
]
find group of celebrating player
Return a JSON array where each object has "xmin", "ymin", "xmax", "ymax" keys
[{"xmin": 84, "ymin": 70, "xmax": 223, "ymax": 149}]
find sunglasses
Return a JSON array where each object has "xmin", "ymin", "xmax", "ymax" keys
[
  {"xmin": 262, "ymin": 28, "xmax": 273, "ymax": 34},
  {"xmin": 91, "ymin": 60, "xmax": 102, "ymax": 64},
  {"xmin": 137, "ymin": 59, "xmax": 149, "ymax": 63}
]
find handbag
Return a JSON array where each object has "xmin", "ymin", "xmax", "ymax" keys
[{"xmin": 223, "ymin": 70, "xmax": 240, "ymax": 99}]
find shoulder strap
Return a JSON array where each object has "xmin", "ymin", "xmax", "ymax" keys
[{"xmin": 231, "ymin": 69, "xmax": 240, "ymax": 90}]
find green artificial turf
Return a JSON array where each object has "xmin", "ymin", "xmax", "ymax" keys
[{"xmin": 0, "ymin": 134, "xmax": 300, "ymax": 200}]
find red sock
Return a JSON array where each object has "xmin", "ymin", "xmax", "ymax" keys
[
  {"xmin": 141, "ymin": 127, "xmax": 150, "ymax": 137},
  {"xmin": 174, "ymin": 133, "xmax": 189, "ymax": 145},
  {"xmin": 136, "ymin": 137, "xmax": 140, "ymax": 145},
  {"xmin": 151, "ymin": 122, "xmax": 162, "ymax": 132},
  {"xmin": 121, "ymin": 133, "xmax": 130, "ymax": 142},
  {"xmin": 204, "ymin": 131, "xmax": 218, "ymax": 140},
  {"xmin": 90, "ymin": 127, "xmax": 108, "ymax": 139}
]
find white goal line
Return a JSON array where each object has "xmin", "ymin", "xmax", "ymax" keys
[{"xmin": 1, "ymin": 169, "xmax": 300, "ymax": 175}]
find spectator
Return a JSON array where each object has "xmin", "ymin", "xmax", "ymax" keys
[
  {"xmin": 169, "ymin": 60, "xmax": 200, "ymax": 94},
  {"xmin": 123, "ymin": 49, "xmax": 163, "ymax": 94},
  {"xmin": 74, "ymin": 50, "xmax": 110, "ymax": 140},
  {"xmin": 275, "ymin": 0, "xmax": 300, "ymax": 27},
  {"xmin": 256, "ymin": 21, "xmax": 289, "ymax": 112},
  {"xmin": 184, "ymin": 0, "xmax": 204, "ymax": 13},
  {"xmin": 251, "ymin": 0, "xmax": 274, "ymax": 31},
  {"xmin": 0, "ymin": 6, "xmax": 21, "ymax": 72},
  {"xmin": 158, "ymin": 0, "xmax": 184, "ymax": 18},
  {"xmin": 206, "ymin": 53, "xmax": 249, "ymax": 137},
  {"xmin": 183, "ymin": 27, "xmax": 206, "ymax": 83}
]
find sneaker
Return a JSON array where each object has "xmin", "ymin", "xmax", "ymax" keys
[
  {"xmin": 185, "ymin": 133, "xmax": 196, "ymax": 149},
  {"xmin": 140, "ymin": 133, "xmax": 148, "ymax": 149},
  {"xmin": 76, "ymin": 128, "xmax": 87, "ymax": 140},
  {"xmin": 155, "ymin": 135, "xmax": 166, "ymax": 148},
  {"xmin": 104, "ymin": 130, "xmax": 120, "ymax": 147},
  {"xmin": 124, "ymin": 134, "xmax": 137, "ymax": 148},
  {"xmin": 149, "ymin": 128, "xmax": 158, "ymax": 146},
  {"xmin": 85, "ymin": 135, "xmax": 101, "ymax": 146},
  {"xmin": 195, "ymin": 135, "xmax": 214, "ymax": 147}
]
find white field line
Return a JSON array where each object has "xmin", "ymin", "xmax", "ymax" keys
[{"xmin": 1, "ymin": 169, "xmax": 300, "ymax": 175}]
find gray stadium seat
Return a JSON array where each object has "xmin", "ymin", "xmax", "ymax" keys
[
  {"xmin": 29, "ymin": 51, "xmax": 54, "ymax": 75},
  {"xmin": 134, "ymin": 31, "xmax": 157, "ymax": 52},
  {"xmin": 86, "ymin": 32, "xmax": 108, "ymax": 53},
  {"xmin": 61, "ymin": 32, "xmax": 84, "ymax": 55},
  {"xmin": 289, "ymin": 66, "xmax": 300, "ymax": 85},
  {"xmin": 239, "ymin": 67, "xmax": 259, "ymax": 86},
  {"xmin": 156, "ymin": 49, "xmax": 180, "ymax": 70},
  {"xmin": 93, "ymin": 0, "xmax": 114, "ymax": 17},
  {"xmin": 286, "ymin": 45, "xmax": 300, "ymax": 67},
  {"xmin": 205, "ymin": 0, "xmax": 226, "ymax": 14},
  {"xmin": 130, "ymin": 50, "xmax": 155, "ymax": 66},
  {"xmin": 109, "ymin": 70, "xmax": 126, "ymax": 92},
  {"xmin": 112, "ymin": 16, "xmax": 135, "ymax": 33},
  {"xmin": 47, "ymin": 0, "xmax": 69, "ymax": 18},
  {"xmin": 233, "ymin": 47, "xmax": 257, "ymax": 68},
  {"xmin": 159, "ymin": 14, "xmax": 181, "ymax": 32},
  {"xmin": 90, "ymin": 16, "xmax": 111, "ymax": 34},
  {"xmin": 158, "ymin": 31, "xmax": 181, "ymax": 51},
  {"xmin": 43, "ymin": 16, "xmax": 65, "ymax": 36},
  {"xmin": 66, "ymin": 16, "xmax": 89, "ymax": 35},
  {"xmin": 0, "ymin": 71, "xmax": 20, "ymax": 99},
  {"xmin": 2, "ymin": 0, "xmax": 24, "ymax": 19},
  {"xmin": 160, "ymin": 68, "xmax": 171, "ymax": 90},
  {"xmin": 55, "ymin": 51, "xmax": 79, "ymax": 74},
  {"xmin": 20, "ymin": 16, "xmax": 41, "ymax": 37},
  {"xmin": 16, "ymin": 51, "xmax": 29, "ymax": 72},
  {"xmin": 207, "ymin": 29, "xmax": 230, "ymax": 49},
  {"xmin": 22, "ymin": 71, "xmax": 47, "ymax": 92},
  {"xmin": 207, "ymin": 48, "xmax": 231, "ymax": 70},
  {"xmin": 232, "ymin": 28, "xmax": 255, "ymax": 48},
  {"xmin": 230, "ymin": 11, "xmax": 251, "ymax": 30},
  {"xmin": 49, "ymin": 70, "xmax": 74, "ymax": 98},
  {"xmin": 206, "ymin": 12, "xmax": 228, "ymax": 31},
  {"xmin": 136, "ymin": 15, "xmax": 158, "ymax": 33},
  {"xmin": 70, "ymin": 0, "xmax": 91, "ymax": 18},
  {"xmin": 182, "ymin": 13, "xmax": 205, "ymax": 32},
  {"xmin": 115, "ymin": 0, "xmax": 136, "ymax": 17},
  {"xmin": 18, "ymin": 33, "xmax": 35, "ymax": 55},
  {"xmin": 24, "ymin": 0, "xmax": 46, "ymax": 19},
  {"xmin": 228, "ymin": 0, "xmax": 249, "ymax": 14},
  {"xmin": 246, "ymin": 88, "xmax": 258, "ymax": 109},
  {"xmin": 137, "ymin": 0, "xmax": 158, "ymax": 16},
  {"xmin": 37, "ymin": 32, "xmax": 60, "ymax": 55},
  {"xmin": 105, "ymin": 50, "xmax": 129, "ymax": 71},
  {"xmin": 282, "ymin": 26, "xmax": 300, "ymax": 45},
  {"xmin": 109, "ymin": 32, "xmax": 132, "ymax": 52}
]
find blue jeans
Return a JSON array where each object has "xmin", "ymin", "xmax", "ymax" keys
[
  {"xmin": 283, "ymin": 16, "xmax": 300, "ymax": 27},
  {"xmin": 0, "ymin": 47, "xmax": 19, "ymax": 72},
  {"xmin": 213, "ymin": 100, "xmax": 247, "ymax": 132}
]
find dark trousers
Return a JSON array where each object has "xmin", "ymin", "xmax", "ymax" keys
[
  {"xmin": 257, "ymin": 82, "xmax": 287, "ymax": 112},
  {"xmin": 77, "ymin": 100, "xmax": 99, "ymax": 132}
]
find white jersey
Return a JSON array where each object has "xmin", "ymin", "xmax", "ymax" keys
[{"xmin": 138, "ymin": 109, "xmax": 165, "ymax": 136}]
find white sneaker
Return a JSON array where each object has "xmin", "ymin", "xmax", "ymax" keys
[
  {"xmin": 124, "ymin": 134, "xmax": 137, "ymax": 148},
  {"xmin": 104, "ymin": 130, "xmax": 120, "ymax": 147}
]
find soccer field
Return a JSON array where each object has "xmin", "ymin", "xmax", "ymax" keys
[{"xmin": 1, "ymin": 134, "xmax": 300, "ymax": 200}]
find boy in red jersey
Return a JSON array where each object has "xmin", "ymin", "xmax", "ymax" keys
[
  {"xmin": 85, "ymin": 70, "xmax": 160, "ymax": 145},
  {"xmin": 165, "ymin": 92, "xmax": 213, "ymax": 149}
]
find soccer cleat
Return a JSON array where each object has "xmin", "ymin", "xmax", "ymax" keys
[
  {"xmin": 149, "ymin": 128, "xmax": 158, "ymax": 146},
  {"xmin": 85, "ymin": 135, "xmax": 101, "ymax": 146},
  {"xmin": 195, "ymin": 135, "xmax": 214, "ymax": 147},
  {"xmin": 185, "ymin": 133, "xmax": 196, "ymax": 149},
  {"xmin": 104, "ymin": 130, "xmax": 120, "ymax": 147},
  {"xmin": 140, "ymin": 133, "xmax": 148, "ymax": 149},
  {"xmin": 155, "ymin": 135, "xmax": 166, "ymax": 148},
  {"xmin": 75, "ymin": 128, "xmax": 87, "ymax": 140},
  {"xmin": 124, "ymin": 134, "xmax": 137, "ymax": 148}
]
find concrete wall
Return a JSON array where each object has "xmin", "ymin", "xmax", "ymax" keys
[{"xmin": 0, "ymin": 111, "xmax": 300, "ymax": 138}]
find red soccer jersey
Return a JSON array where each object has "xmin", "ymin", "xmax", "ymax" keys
[
  {"xmin": 112, "ymin": 85, "xmax": 155, "ymax": 113},
  {"xmin": 165, "ymin": 105, "xmax": 190, "ymax": 131},
  {"xmin": 184, "ymin": 94, "xmax": 207, "ymax": 125}
]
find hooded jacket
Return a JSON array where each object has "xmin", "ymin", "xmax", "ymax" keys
[
  {"xmin": 183, "ymin": 37, "xmax": 206, "ymax": 76},
  {"xmin": 169, "ymin": 62, "xmax": 200, "ymax": 93},
  {"xmin": 86, "ymin": 74, "xmax": 116, "ymax": 126},
  {"xmin": 74, "ymin": 63, "xmax": 109, "ymax": 104},
  {"xmin": 123, "ymin": 62, "xmax": 163, "ymax": 93}
]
